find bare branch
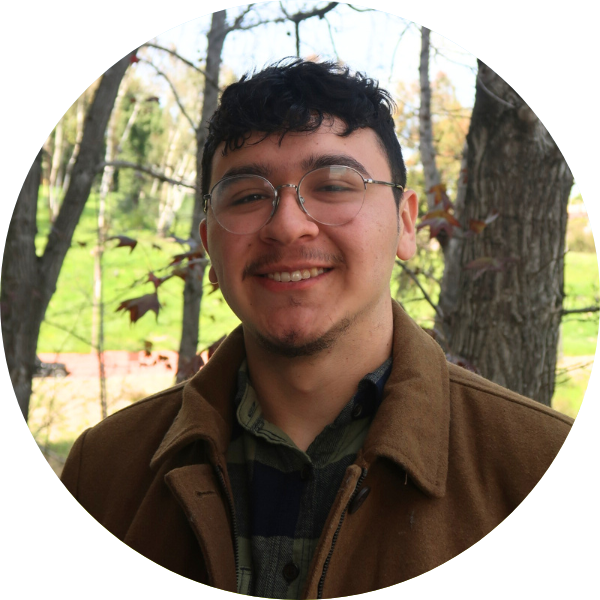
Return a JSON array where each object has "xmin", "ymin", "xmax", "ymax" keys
[
  {"xmin": 389, "ymin": 21, "xmax": 412, "ymax": 83},
  {"xmin": 347, "ymin": 4, "xmax": 375, "ymax": 11},
  {"xmin": 99, "ymin": 160, "xmax": 197, "ymax": 190},
  {"xmin": 287, "ymin": 2, "xmax": 339, "ymax": 24},
  {"xmin": 139, "ymin": 58, "xmax": 198, "ymax": 131},
  {"xmin": 396, "ymin": 260, "xmax": 443, "ymax": 319},
  {"xmin": 143, "ymin": 42, "xmax": 202, "ymax": 74},
  {"xmin": 324, "ymin": 16, "xmax": 340, "ymax": 61},
  {"xmin": 561, "ymin": 305, "xmax": 600, "ymax": 316}
]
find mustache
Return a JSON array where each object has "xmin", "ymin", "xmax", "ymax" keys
[{"xmin": 243, "ymin": 248, "xmax": 346, "ymax": 279}]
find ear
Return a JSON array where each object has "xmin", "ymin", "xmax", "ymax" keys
[
  {"xmin": 396, "ymin": 190, "xmax": 419, "ymax": 261},
  {"xmin": 200, "ymin": 217, "xmax": 209, "ymax": 255}
]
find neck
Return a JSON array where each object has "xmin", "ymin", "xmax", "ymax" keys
[{"xmin": 243, "ymin": 300, "xmax": 394, "ymax": 451}]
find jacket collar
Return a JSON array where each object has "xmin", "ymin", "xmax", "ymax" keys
[{"xmin": 151, "ymin": 301, "xmax": 450, "ymax": 497}]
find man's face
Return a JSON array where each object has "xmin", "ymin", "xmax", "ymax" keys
[{"xmin": 200, "ymin": 121, "xmax": 418, "ymax": 356}]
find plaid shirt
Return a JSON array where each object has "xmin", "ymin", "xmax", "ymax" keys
[{"xmin": 226, "ymin": 358, "xmax": 393, "ymax": 599}]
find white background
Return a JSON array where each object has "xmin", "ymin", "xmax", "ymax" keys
[{"xmin": 1, "ymin": 1, "xmax": 598, "ymax": 598}]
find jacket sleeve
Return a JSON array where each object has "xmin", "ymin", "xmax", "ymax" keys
[{"xmin": 60, "ymin": 428, "xmax": 90, "ymax": 500}]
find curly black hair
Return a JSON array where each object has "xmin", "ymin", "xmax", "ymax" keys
[{"xmin": 201, "ymin": 58, "xmax": 406, "ymax": 205}]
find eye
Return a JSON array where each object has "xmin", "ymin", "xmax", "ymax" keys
[{"xmin": 230, "ymin": 192, "xmax": 269, "ymax": 206}]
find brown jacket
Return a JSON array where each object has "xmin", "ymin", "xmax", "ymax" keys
[{"xmin": 61, "ymin": 301, "xmax": 572, "ymax": 598}]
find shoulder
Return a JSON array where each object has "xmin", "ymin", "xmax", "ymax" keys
[
  {"xmin": 85, "ymin": 382, "xmax": 186, "ymax": 448},
  {"xmin": 446, "ymin": 362, "xmax": 572, "ymax": 471},
  {"xmin": 62, "ymin": 382, "xmax": 186, "ymax": 494}
]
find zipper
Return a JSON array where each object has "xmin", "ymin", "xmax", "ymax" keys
[
  {"xmin": 215, "ymin": 463, "xmax": 240, "ymax": 586},
  {"xmin": 317, "ymin": 467, "xmax": 368, "ymax": 599}
]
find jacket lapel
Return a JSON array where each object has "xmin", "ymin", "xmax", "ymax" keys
[{"xmin": 361, "ymin": 302, "xmax": 450, "ymax": 498}]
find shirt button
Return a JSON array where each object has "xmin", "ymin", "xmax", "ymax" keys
[
  {"xmin": 348, "ymin": 486, "xmax": 371, "ymax": 514},
  {"xmin": 300, "ymin": 465, "xmax": 312, "ymax": 481},
  {"xmin": 282, "ymin": 562, "xmax": 300, "ymax": 582},
  {"xmin": 351, "ymin": 404, "xmax": 363, "ymax": 418}
]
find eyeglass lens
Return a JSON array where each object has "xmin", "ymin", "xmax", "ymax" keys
[{"xmin": 210, "ymin": 166, "xmax": 366, "ymax": 234}]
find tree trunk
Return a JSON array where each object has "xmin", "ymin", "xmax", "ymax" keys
[
  {"xmin": 1, "ymin": 152, "xmax": 43, "ymax": 419},
  {"xmin": 48, "ymin": 119, "xmax": 64, "ymax": 221},
  {"xmin": 1, "ymin": 51, "xmax": 133, "ymax": 420},
  {"xmin": 419, "ymin": 27, "xmax": 442, "ymax": 210},
  {"xmin": 62, "ymin": 93, "xmax": 86, "ymax": 196},
  {"xmin": 176, "ymin": 11, "xmax": 227, "ymax": 381},
  {"xmin": 436, "ymin": 61, "xmax": 573, "ymax": 406}
]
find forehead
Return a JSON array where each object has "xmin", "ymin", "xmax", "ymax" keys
[{"xmin": 209, "ymin": 122, "xmax": 389, "ymax": 186}]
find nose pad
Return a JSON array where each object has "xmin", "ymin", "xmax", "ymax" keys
[{"xmin": 272, "ymin": 184, "xmax": 307, "ymax": 218}]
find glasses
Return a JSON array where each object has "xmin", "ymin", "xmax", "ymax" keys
[{"xmin": 203, "ymin": 165, "xmax": 404, "ymax": 235}]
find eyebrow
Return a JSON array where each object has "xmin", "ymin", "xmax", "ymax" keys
[
  {"xmin": 218, "ymin": 153, "xmax": 373, "ymax": 182},
  {"xmin": 220, "ymin": 163, "xmax": 273, "ymax": 180},
  {"xmin": 301, "ymin": 154, "xmax": 373, "ymax": 178}
]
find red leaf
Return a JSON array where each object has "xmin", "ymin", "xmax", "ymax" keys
[
  {"xmin": 170, "ymin": 248, "xmax": 205, "ymax": 266},
  {"xmin": 468, "ymin": 212, "xmax": 499, "ymax": 235},
  {"xmin": 428, "ymin": 183, "xmax": 453, "ymax": 211},
  {"xmin": 146, "ymin": 271, "xmax": 171, "ymax": 289},
  {"xmin": 107, "ymin": 235, "xmax": 138, "ymax": 252},
  {"xmin": 129, "ymin": 54, "xmax": 140, "ymax": 64},
  {"xmin": 417, "ymin": 209, "xmax": 461, "ymax": 240},
  {"xmin": 116, "ymin": 293, "xmax": 160, "ymax": 323}
]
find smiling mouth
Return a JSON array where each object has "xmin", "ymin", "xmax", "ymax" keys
[{"xmin": 262, "ymin": 267, "xmax": 330, "ymax": 282}]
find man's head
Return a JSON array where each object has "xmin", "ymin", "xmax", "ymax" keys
[
  {"xmin": 201, "ymin": 59, "xmax": 406, "ymax": 206},
  {"xmin": 200, "ymin": 59, "xmax": 418, "ymax": 358}
]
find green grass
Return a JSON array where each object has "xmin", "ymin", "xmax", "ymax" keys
[
  {"xmin": 36, "ymin": 188, "xmax": 240, "ymax": 354},
  {"xmin": 561, "ymin": 251, "xmax": 599, "ymax": 356}
]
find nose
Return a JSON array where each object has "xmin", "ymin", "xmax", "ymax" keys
[{"xmin": 259, "ymin": 185, "xmax": 319, "ymax": 245}]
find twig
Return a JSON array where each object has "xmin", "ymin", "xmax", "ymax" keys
[
  {"xmin": 396, "ymin": 260, "xmax": 443, "ymax": 319},
  {"xmin": 138, "ymin": 58, "xmax": 198, "ymax": 131},
  {"xmin": 99, "ymin": 161, "xmax": 197, "ymax": 190},
  {"xmin": 561, "ymin": 305, "xmax": 600, "ymax": 316}
]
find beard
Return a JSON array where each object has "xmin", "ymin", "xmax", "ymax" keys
[{"xmin": 250, "ymin": 314, "xmax": 353, "ymax": 358}]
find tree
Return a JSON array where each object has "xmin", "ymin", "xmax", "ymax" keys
[
  {"xmin": 1, "ymin": 50, "xmax": 134, "ymax": 420},
  {"xmin": 436, "ymin": 60, "xmax": 573, "ymax": 406}
]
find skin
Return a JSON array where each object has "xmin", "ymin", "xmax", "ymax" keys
[{"xmin": 200, "ymin": 121, "xmax": 419, "ymax": 450}]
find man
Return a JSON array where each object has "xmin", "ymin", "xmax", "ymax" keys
[{"xmin": 61, "ymin": 59, "xmax": 572, "ymax": 599}]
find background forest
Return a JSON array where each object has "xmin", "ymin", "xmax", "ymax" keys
[{"xmin": 2, "ymin": 2, "xmax": 597, "ymax": 477}]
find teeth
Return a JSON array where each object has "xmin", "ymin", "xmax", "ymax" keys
[{"xmin": 266, "ymin": 268, "xmax": 325, "ymax": 282}]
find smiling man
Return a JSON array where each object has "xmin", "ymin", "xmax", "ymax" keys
[{"xmin": 61, "ymin": 60, "xmax": 572, "ymax": 599}]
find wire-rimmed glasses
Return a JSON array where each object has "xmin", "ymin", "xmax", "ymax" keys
[{"xmin": 203, "ymin": 165, "xmax": 404, "ymax": 235}]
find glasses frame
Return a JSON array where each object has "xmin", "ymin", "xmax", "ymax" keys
[{"xmin": 202, "ymin": 164, "xmax": 404, "ymax": 234}]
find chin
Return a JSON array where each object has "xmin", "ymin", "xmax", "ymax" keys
[{"xmin": 252, "ymin": 316, "xmax": 353, "ymax": 358}]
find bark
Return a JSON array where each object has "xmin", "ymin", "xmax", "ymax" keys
[
  {"xmin": 1, "ymin": 152, "xmax": 42, "ymax": 418},
  {"xmin": 1, "ymin": 51, "xmax": 133, "ymax": 420},
  {"xmin": 48, "ymin": 119, "xmax": 64, "ymax": 221},
  {"xmin": 62, "ymin": 93, "xmax": 86, "ymax": 196},
  {"xmin": 176, "ymin": 10, "xmax": 227, "ymax": 382},
  {"xmin": 436, "ymin": 61, "xmax": 573, "ymax": 406},
  {"xmin": 419, "ymin": 27, "xmax": 442, "ymax": 210},
  {"xmin": 92, "ymin": 82, "xmax": 131, "ymax": 419}
]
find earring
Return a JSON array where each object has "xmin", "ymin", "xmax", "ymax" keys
[{"xmin": 208, "ymin": 266, "xmax": 218, "ymax": 285}]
